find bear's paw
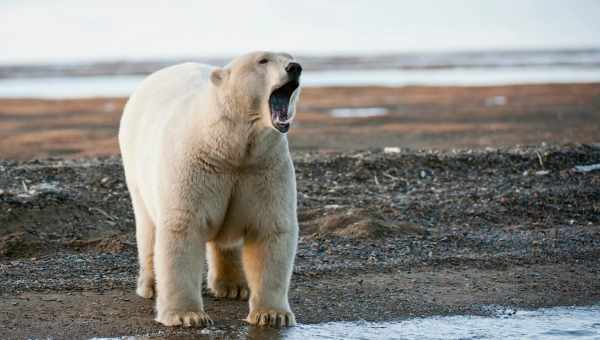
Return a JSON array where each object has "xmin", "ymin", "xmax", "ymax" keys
[
  {"xmin": 246, "ymin": 309, "xmax": 296, "ymax": 327},
  {"xmin": 156, "ymin": 310, "xmax": 213, "ymax": 327},
  {"xmin": 209, "ymin": 280, "xmax": 249, "ymax": 300}
]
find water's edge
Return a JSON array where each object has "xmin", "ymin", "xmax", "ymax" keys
[
  {"xmin": 88, "ymin": 305, "xmax": 600, "ymax": 340},
  {"xmin": 2, "ymin": 66, "xmax": 600, "ymax": 98}
]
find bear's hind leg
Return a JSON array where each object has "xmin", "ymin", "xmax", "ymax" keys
[
  {"xmin": 207, "ymin": 242, "xmax": 249, "ymax": 300},
  {"xmin": 131, "ymin": 186, "xmax": 156, "ymax": 299}
]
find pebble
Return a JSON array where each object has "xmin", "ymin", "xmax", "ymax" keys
[{"xmin": 383, "ymin": 147, "xmax": 401, "ymax": 154}]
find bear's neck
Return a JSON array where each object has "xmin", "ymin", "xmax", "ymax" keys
[{"xmin": 197, "ymin": 91, "xmax": 287, "ymax": 170}]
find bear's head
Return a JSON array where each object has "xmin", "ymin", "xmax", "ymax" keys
[{"xmin": 210, "ymin": 51, "xmax": 302, "ymax": 134}]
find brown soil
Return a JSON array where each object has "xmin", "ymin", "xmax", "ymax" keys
[
  {"xmin": 1, "ymin": 145, "xmax": 599, "ymax": 339},
  {"xmin": 1, "ymin": 84, "xmax": 600, "ymax": 159}
]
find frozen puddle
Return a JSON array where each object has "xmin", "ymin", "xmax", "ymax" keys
[
  {"xmin": 90, "ymin": 305, "xmax": 600, "ymax": 339},
  {"xmin": 329, "ymin": 107, "xmax": 388, "ymax": 118}
]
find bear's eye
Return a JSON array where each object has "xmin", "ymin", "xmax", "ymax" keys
[{"xmin": 258, "ymin": 58, "xmax": 269, "ymax": 65}]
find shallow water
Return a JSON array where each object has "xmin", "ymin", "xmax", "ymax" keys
[
  {"xmin": 90, "ymin": 305, "xmax": 600, "ymax": 340},
  {"xmin": 0, "ymin": 75, "xmax": 143, "ymax": 98},
  {"xmin": 2, "ymin": 66, "xmax": 600, "ymax": 98},
  {"xmin": 279, "ymin": 306, "xmax": 600, "ymax": 340}
]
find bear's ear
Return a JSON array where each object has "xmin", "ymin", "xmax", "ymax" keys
[{"xmin": 210, "ymin": 68, "xmax": 227, "ymax": 86}]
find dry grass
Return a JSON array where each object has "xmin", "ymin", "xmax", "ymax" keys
[{"xmin": 1, "ymin": 84, "xmax": 600, "ymax": 159}]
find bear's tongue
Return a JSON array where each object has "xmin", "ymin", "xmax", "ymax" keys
[{"xmin": 269, "ymin": 80, "xmax": 299, "ymax": 132}]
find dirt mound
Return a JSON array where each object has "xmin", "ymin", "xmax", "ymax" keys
[
  {"xmin": 66, "ymin": 236, "xmax": 134, "ymax": 253},
  {"xmin": 0, "ymin": 232, "xmax": 42, "ymax": 258},
  {"xmin": 0, "ymin": 232, "xmax": 133, "ymax": 258},
  {"xmin": 300, "ymin": 208, "xmax": 424, "ymax": 239},
  {"xmin": 0, "ymin": 159, "xmax": 135, "ymax": 259}
]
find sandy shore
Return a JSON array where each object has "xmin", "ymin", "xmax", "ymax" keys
[
  {"xmin": 1, "ymin": 84, "xmax": 600, "ymax": 159},
  {"xmin": 1, "ymin": 144, "xmax": 599, "ymax": 338}
]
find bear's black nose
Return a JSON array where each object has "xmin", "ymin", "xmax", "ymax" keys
[{"xmin": 285, "ymin": 62, "xmax": 302, "ymax": 78}]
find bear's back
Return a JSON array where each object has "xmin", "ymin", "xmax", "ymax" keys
[
  {"xmin": 119, "ymin": 63, "xmax": 215, "ymax": 186},
  {"xmin": 128, "ymin": 62, "xmax": 213, "ymax": 115}
]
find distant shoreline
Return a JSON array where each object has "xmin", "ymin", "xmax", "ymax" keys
[
  {"xmin": 1, "ymin": 49, "xmax": 600, "ymax": 98},
  {"xmin": 2, "ymin": 48, "xmax": 599, "ymax": 79},
  {"xmin": 2, "ymin": 67, "xmax": 600, "ymax": 99}
]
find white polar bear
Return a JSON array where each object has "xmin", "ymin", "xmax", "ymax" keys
[{"xmin": 118, "ymin": 51, "xmax": 302, "ymax": 327}]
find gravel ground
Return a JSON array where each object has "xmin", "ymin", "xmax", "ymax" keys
[{"xmin": 1, "ymin": 144, "xmax": 599, "ymax": 339}]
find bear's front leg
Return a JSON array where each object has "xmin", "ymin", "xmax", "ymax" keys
[
  {"xmin": 242, "ymin": 226, "xmax": 298, "ymax": 327},
  {"xmin": 154, "ymin": 213, "xmax": 213, "ymax": 327}
]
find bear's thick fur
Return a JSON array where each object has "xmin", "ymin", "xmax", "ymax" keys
[{"xmin": 118, "ymin": 51, "xmax": 302, "ymax": 327}]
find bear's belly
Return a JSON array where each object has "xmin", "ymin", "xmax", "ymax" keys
[{"xmin": 209, "ymin": 216, "xmax": 246, "ymax": 247}]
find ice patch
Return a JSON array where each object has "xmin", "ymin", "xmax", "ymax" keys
[
  {"xmin": 485, "ymin": 95, "xmax": 507, "ymax": 107},
  {"xmin": 330, "ymin": 107, "xmax": 388, "ymax": 118}
]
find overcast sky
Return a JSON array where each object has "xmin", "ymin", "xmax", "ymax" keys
[{"xmin": 2, "ymin": 0, "xmax": 600, "ymax": 64}]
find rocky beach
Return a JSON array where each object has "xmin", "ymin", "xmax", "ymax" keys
[{"xmin": 1, "ymin": 142, "xmax": 599, "ymax": 338}]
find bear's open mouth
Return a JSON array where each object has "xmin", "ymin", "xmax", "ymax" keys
[{"xmin": 269, "ymin": 80, "xmax": 299, "ymax": 133}]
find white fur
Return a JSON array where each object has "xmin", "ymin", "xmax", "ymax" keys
[{"xmin": 119, "ymin": 52, "xmax": 300, "ymax": 327}]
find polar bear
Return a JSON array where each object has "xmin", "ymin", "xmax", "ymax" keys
[{"xmin": 118, "ymin": 51, "xmax": 302, "ymax": 327}]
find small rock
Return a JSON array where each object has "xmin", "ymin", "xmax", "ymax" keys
[
  {"xmin": 419, "ymin": 169, "xmax": 433, "ymax": 178},
  {"xmin": 384, "ymin": 147, "xmax": 401, "ymax": 154},
  {"xmin": 574, "ymin": 163, "xmax": 600, "ymax": 173}
]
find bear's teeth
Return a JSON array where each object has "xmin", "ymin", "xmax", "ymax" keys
[{"xmin": 278, "ymin": 114, "xmax": 293, "ymax": 124}]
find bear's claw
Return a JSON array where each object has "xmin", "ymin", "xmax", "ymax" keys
[
  {"xmin": 156, "ymin": 310, "xmax": 213, "ymax": 327},
  {"xmin": 246, "ymin": 309, "xmax": 296, "ymax": 327}
]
